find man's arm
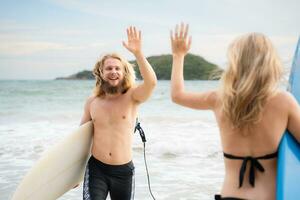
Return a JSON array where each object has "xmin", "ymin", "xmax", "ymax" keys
[
  {"xmin": 170, "ymin": 23, "xmax": 216, "ymax": 110},
  {"xmin": 73, "ymin": 96, "xmax": 95, "ymax": 189},
  {"xmin": 123, "ymin": 26, "xmax": 157, "ymax": 103},
  {"xmin": 80, "ymin": 96, "xmax": 95, "ymax": 125}
]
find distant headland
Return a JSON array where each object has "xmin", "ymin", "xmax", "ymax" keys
[{"xmin": 55, "ymin": 53, "xmax": 222, "ymax": 80}]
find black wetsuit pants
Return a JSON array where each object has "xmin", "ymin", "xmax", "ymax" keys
[
  {"xmin": 83, "ymin": 155, "xmax": 135, "ymax": 200},
  {"xmin": 215, "ymin": 195, "xmax": 247, "ymax": 200}
]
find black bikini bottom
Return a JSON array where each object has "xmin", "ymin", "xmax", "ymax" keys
[{"xmin": 215, "ymin": 194, "xmax": 247, "ymax": 200}]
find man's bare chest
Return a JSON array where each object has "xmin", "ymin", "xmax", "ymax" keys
[{"xmin": 90, "ymin": 98, "xmax": 136, "ymax": 125}]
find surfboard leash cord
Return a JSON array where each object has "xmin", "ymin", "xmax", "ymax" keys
[{"xmin": 134, "ymin": 120, "xmax": 156, "ymax": 200}]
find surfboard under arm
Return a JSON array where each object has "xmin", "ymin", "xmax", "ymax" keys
[{"xmin": 12, "ymin": 121, "xmax": 93, "ymax": 200}]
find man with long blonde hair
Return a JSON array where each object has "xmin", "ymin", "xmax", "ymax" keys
[
  {"xmin": 170, "ymin": 23, "xmax": 300, "ymax": 199},
  {"xmin": 79, "ymin": 26, "xmax": 157, "ymax": 200}
]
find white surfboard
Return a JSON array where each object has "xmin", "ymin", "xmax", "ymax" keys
[{"xmin": 12, "ymin": 121, "xmax": 93, "ymax": 200}]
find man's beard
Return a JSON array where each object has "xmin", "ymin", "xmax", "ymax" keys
[{"xmin": 101, "ymin": 79, "xmax": 125, "ymax": 95}]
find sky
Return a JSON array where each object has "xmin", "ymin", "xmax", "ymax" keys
[{"xmin": 0, "ymin": 0, "xmax": 299, "ymax": 80}]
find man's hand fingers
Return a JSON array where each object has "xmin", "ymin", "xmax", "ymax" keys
[
  {"xmin": 184, "ymin": 24, "xmax": 189, "ymax": 39},
  {"xmin": 133, "ymin": 26, "xmax": 137, "ymax": 38},
  {"xmin": 175, "ymin": 24, "xmax": 179, "ymax": 39},
  {"xmin": 187, "ymin": 36, "xmax": 192, "ymax": 50},
  {"xmin": 170, "ymin": 30, "xmax": 174, "ymax": 41},
  {"xmin": 180, "ymin": 22, "xmax": 184, "ymax": 38}
]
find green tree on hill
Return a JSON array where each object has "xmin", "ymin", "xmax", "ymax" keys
[
  {"xmin": 56, "ymin": 54, "xmax": 221, "ymax": 80},
  {"xmin": 131, "ymin": 53, "xmax": 220, "ymax": 80}
]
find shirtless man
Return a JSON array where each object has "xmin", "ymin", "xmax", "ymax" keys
[{"xmin": 79, "ymin": 26, "xmax": 157, "ymax": 200}]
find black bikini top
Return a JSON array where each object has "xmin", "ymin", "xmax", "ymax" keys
[{"xmin": 223, "ymin": 151, "xmax": 278, "ymax": 188}]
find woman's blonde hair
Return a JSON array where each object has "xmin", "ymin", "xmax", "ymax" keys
[
  {"xmin": 220, "ymin": 33, "xmax": 283, "ymax": 130},
  {"xmin": 93, "ymin": 53, "xmax": 136, "ymax": 97}
]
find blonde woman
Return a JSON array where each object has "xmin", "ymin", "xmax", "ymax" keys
[{"xmin": 170, "ymin": 23, "xmax": 300, "ymax": 200}]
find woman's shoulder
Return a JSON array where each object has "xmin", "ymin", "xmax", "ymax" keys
[
  {"xmin": 272, "ymin": 90, "xmax": 295, "ymax": 102},
  {"xmin": 207, "ymin": 90, "xmax": 222, "ymax": 109},
  {"xmin": 267, "ymin": 90, "xmax": 298, "ymax": 110}
]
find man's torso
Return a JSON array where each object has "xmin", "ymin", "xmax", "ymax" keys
[{"xmin": 89, "ymin": 89, "xmax": 138, "ymax": 165}]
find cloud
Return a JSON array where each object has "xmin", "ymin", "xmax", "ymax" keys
[
  {"xmin": 1, "ymin": 0, "xmax": 299, "ymax": 79},
  {"xmin": 190, "ymin": 34, "xmax": 299, "ymax": 68},
  {"xmin": 0, "ymin": 20, "xmax": 108, "ymax": 56},
  {"xmin": 45, "ymin": 0, "xmax": 175, "ymax": 27},
  {"xmin": 0, "ymin": 39, "xmax": 112, "ymax": 56},
  {"xmin": 0, "ymin": 41, "xmax": 70, "ymax": 56},
  {"xmin": 270, "ymin": 35, "xmax": 299, "ymax": 65}
]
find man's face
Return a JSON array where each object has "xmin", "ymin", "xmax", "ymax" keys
[{"xmin": 102, "ymin": 58, "xmax": 125, "ymax": 87}]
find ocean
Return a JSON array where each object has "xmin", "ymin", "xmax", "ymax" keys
[{"xmin": 0, "ymin": 80, "xmax": 224, "ymax": 200}]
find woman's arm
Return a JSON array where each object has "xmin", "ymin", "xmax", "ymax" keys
[{"xmin": 170, "ymin": 23, "xmax": 216, "ymax": 110}]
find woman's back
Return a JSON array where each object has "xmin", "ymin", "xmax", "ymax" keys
[{"xmin": 214, "ymin": 90, "xmax": 295, "ymax": 200}]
